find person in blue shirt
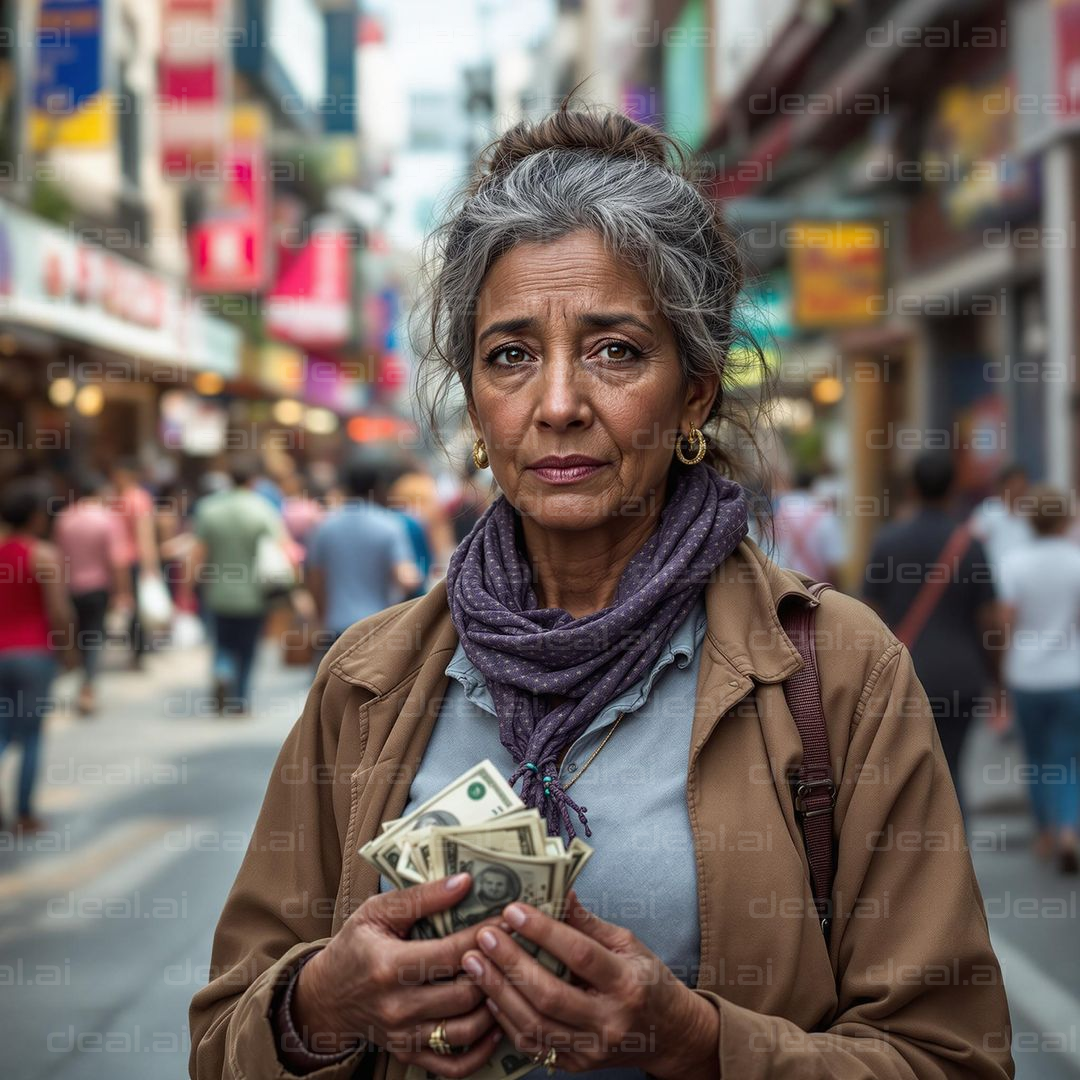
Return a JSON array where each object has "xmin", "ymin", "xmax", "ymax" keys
[{"xmin": 307, "ymin": 456, "xmax": 422, "ymax": 649}]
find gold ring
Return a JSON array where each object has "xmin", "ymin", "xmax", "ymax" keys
[
  {"xmin": 532, "ymin": 1046, "xmax": 558, "ymax": 1075},
  {"xmin": 428, "ymin": 1020, "xmax": 453, "ymax": 1056}
]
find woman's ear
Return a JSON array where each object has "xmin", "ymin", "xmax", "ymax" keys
[{"xmin": 684, "ymin": 373, "xmax": 721, "ymax": 427}]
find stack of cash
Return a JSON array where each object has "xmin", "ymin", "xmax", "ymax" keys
[{"xmin": 359, "ymin": 760, "xmax": 594, "ymax": 1078}]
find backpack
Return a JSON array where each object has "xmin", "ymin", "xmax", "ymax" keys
[{"xmin": 779, "ymin": 582, "xmax": 836, "ymax": 940}]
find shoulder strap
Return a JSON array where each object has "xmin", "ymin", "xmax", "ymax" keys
[{"xmin": 779, "ymin": 581, "xmax": 836, "ymax": 940}]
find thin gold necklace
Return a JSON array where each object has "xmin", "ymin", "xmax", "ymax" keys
[{"xmin": 562, "ymin": 711, "xmax": 625, "ymax": 791}]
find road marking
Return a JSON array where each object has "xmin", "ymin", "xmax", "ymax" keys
[
  {"xmin": 0, "ymin": 818, "xmax": 183, "ymax": 906},
  {"xmin": 992, "ymin": 933, "xmax": 1080, "ymax": 1074}
]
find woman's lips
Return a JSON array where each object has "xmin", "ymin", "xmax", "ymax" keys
[{"xmin": 529, "ymin": 463, "xmax": 608, "ymax": 485}]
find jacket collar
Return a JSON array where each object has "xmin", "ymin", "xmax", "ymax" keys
[{"xmin": 328, "ymin": 539, "xmax": 818, "ymax": 695}]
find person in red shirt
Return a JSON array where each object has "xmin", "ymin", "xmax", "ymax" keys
[{"xmin": 0, "ymin": 478, "xmax": 76, "ymax": 833}]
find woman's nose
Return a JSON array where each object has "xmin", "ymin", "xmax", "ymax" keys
[{"xmin": 535, "ymin": 357, "xmax": 589, "ymax": 429}]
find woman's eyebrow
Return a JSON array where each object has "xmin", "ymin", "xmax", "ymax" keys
[
  {"xmin": 477, "ymin": 317, "xmax": 536, "ymax": 345},
  {"xmin": 577, "ymin": 312, "xmax": 654, "ymax": 335},
  {"xmin": 477, "ymin": 311, "xmax": 654, "ymax": 345}
]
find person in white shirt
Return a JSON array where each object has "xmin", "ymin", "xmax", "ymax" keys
[
  {"xmin": 971, "ymin": 463, "xmax": 1034, "ymax": 580},
  {"xmin": 769, "ymin": 470, "xmax": 847, "ymax": 585},
  {"xmin": 999, "ymin": 485, "xmax": 1080, "ymax": 874}
]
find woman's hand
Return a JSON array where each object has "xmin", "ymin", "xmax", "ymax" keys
[
  {"xmin": 293, "ymin": 873, "xmax": 504, "ymax": 1078},
  {"xmin": 460, "ymin": 891, "xmax": 721, "ymax": 1079}
]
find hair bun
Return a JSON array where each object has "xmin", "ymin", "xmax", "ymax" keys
[{"xmin": 473, "ymin": 105, "xmax": 681, "ymax": 190}]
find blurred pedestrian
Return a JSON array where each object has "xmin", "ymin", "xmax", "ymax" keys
[
  {"xmin": 998, "ymin": 485, "xmax": 1080, "ymax": 874},
  {"xmin": 189, "ymin": 454, "xmax": 288, "ymax": 716},
  {"xmin": 444, "ymin": 457, "xmax": 493, "ymax": 544},
  {"xmin": 53, "ymin": 472, "xmax": 131, "ymax": 716},
  {"xmin": 281, "ymin": 470, "xmax": 327, "ymax": 554},
  {"xmin": 382, "ymin": 460, "xmax": 436, "ymax": 599},
  {"xmin": 770, "ymin": 468, "xmax": 846, "ymax": 584},
  {"xmin": 307, "ymin": 456, "xmax": 422, "ymax": 652},
  {"xmin": 863, "ymin": 452, "xmax": 999, "ymax": 814},
  {"xmin": 109, "ymin": 458, "xmax": 161, "ymax": 670},
  {"xmin": 970, "ymin": 463, "xmax": 1033, "ymax": 580},
  {"xmin": 0, "ymin": 478, "xmax": 75, "ymax": 833},
  {"xmin": 386, "ymin": 465, "xmax": 457, "ymax": 583}
]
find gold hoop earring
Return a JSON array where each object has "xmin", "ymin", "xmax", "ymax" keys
[
  {"xmin": 472, "ymin": 437, "xmax": 489, "ymax": 470},
  {"xmin": 674, "ymin": 424, "xmax": 706, "ymax": 466}
]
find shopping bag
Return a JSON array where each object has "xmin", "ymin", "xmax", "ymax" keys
[
  {"xmin": 137, "ymin": 572, "xmax": 174, "ymax": 630},
  {"xmin": 255, "ymin": 533, "xmax": 297, "ymax": 592}
]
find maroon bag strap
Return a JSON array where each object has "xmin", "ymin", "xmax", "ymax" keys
[{"xmin": 779, "ymin": 581, "xmax": 836, "ymax": 939}]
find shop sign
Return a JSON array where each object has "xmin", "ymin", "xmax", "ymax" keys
[
  {"xmin": 789, "ymin": 221, "xmax": 885, "ymax": 329},
  {"xmin": 31, "ymin": 0, "xmax": 112, "ymax": 150},
  {"xmin": 0, "ymin": 201, "xmax": 240, "ymax": 377},
  {"xmin": 922, "ymin": 74, "xmax": 1038, "ymax": 230},
  {"xmin": 189, "ymin": 106, "xmax": 271, "ymax": 292},
  {"xmin": 264, "ymin": 225, "xmax": 352, "ymax": 349},
  {"xmin": 159, "ymin": 0, "xmax": 230, "ymax": 173}
]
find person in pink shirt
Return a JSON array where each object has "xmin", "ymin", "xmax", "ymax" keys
[
  {"xmin": 109, "ymin": 459, "xmax": 160, "ymax": 671},
  {"xmin": 54, "ymin": 473, "xmax": 132, "ymax": 715}
]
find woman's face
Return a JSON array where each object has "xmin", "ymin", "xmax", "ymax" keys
[{"xmin": 467, "ymin": 229, "xmax": 717, "ymax": 533}]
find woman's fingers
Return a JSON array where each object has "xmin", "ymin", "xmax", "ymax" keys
[
  {"xmin": 463, "ymin": 927, "xmax": 600, "ymax": 1027},
  {"xmin": 366, "ymin": 873, "xmax": 473, "ymax": 937},
  {"xmin": 463, "ymin": 950, "xmax": 591, "ymax": 1072},
  {"xmin": 500, "ymin": 901, "xmax": 626, "ymax": 991},
  {"xmin": 404, "ymin": 973, "xmax": 485, "ymax": 1022}
]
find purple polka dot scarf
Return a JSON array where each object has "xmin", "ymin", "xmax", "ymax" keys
[{"xmin": 445, "ymin": 464, "xmax": 748, "ymax": 842}]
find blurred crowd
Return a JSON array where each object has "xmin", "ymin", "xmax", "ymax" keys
[
  {"xmin": 3, "ymin": 451, "xmax": 1080, "ymax": 878},
  {"xmin": 0, "ymin": 450, "xmax": 494, "ymax": 835},
  {"xmin": 768, "ymin": 456, "xmax": 1080, "ymax": 875}
]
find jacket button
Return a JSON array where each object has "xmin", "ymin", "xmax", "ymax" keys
[
  {"xmin": 567, "ymin": 762, "xmax": 578, "ymax": 772},
  {"xmin": 729, "ymin": 679, "xmax": 739, "ymax": 687}
]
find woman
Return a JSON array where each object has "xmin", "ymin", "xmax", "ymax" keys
[
  {"xmin": 190, "ymin": 109, "xmax": 1013, "ymax": 1079},
  {"xmin": 0, "ymin": 478, "xmax": 74, "ymax": 832},
  {"xmin": 998, "ymin": 485, "xmax": 1080, "ymax": 874}
]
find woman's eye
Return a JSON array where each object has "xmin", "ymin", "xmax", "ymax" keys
[
  {"xmin": 596, "ymin": 341, "xmax": 638, "ymax": 362},
  {"xmin": 489, "ymin": 346, "xmax": 529, "ymax": 366}
]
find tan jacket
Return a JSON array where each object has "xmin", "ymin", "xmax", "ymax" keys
[{"xmin": 189, "ymin": 540, "xmax": 1014, "ymax": 1080}]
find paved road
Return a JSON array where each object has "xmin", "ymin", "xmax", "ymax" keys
[{"xmin": 1, "ymin": 643, "xmax": 1077, "ymax": 1079}]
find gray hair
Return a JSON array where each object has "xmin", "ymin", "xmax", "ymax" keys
[{"xmin": 411, "ymin": 107, "xmax": 771, "ymax": 488}]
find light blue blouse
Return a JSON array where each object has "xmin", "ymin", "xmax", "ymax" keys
[{"xmin": 378, "ymin": 596, "xmax": 708, "ymax": 1080}]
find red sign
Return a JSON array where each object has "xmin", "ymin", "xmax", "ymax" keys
[
  {"xmin": 1057, "ymin": 0, "xmax": 1080, "ymax": 116},
  {"xmin": 159, "ymin": 0, "xmax": 228, "ymax": 174},
  {"xmin": 264, "ymin": 227, "xmax": 352, "ymax": 348},
  {"xmin": 189, "ymin": 106, "xmax": 269, "ymax": 292}
]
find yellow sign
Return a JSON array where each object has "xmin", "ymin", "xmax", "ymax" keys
[{"xmin": 789, "ymin": 222, "xmax": 885, "ymax": 328}]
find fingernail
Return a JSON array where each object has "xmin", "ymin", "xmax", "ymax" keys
[
  {"xmin": 478, "ymin": 929, "xmax": 498, "ymax": 952},
  {"xmin": 486, "ymin": 998, "xmax": 499, "ymax": 1015},
  {"xmin": 445, "ymin": 872, "xmax": 470, "ymax": 890},
  {"xmin": 504, "ymin": 905, "xmax": 526, "ymax": 928},
  {"xmin": 462, "ymin": 953, "xmax": 483, "ymax": 977}
]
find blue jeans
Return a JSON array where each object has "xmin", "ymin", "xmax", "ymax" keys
[
  {"xmin": 211, "ymin": 613, "xmax": 265, "ymax": 708},
  {"xmin": 0, "ymin": 650, "xmax": 58, "ymax": 817},
  {"xmin": 1010, "ymin": 687, "xmax": 1080, "ymax": 833}
]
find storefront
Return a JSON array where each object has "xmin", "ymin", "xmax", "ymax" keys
[{"xmin": 0, "ymin": 200, "xmax": 241, "ymax": 481}]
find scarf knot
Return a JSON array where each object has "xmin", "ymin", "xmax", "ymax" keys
[{"xmin": 447, "ymin": 464, "xmax": 748, "ymax": 843}]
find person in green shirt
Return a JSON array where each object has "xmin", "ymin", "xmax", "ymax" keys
[{"xmin": 191, "ymin": 455, "xmax": 287, "ymax": 715}]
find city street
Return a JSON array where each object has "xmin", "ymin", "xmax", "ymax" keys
[{"xmin": 0, "ymin": 641, "xmax": 1076, "ymax": 1079}]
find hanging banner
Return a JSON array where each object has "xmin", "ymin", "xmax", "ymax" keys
[
  {"xmin": 31, "ymin": 0, "xmax": 112, "ymax": 150},
  {"xmin": 159, "ymin": 0, "xmax": 230, "ymax": 174},
  {"xmin": 189, "ymin": 105, "xmax": 271, "ymax": 292}
]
